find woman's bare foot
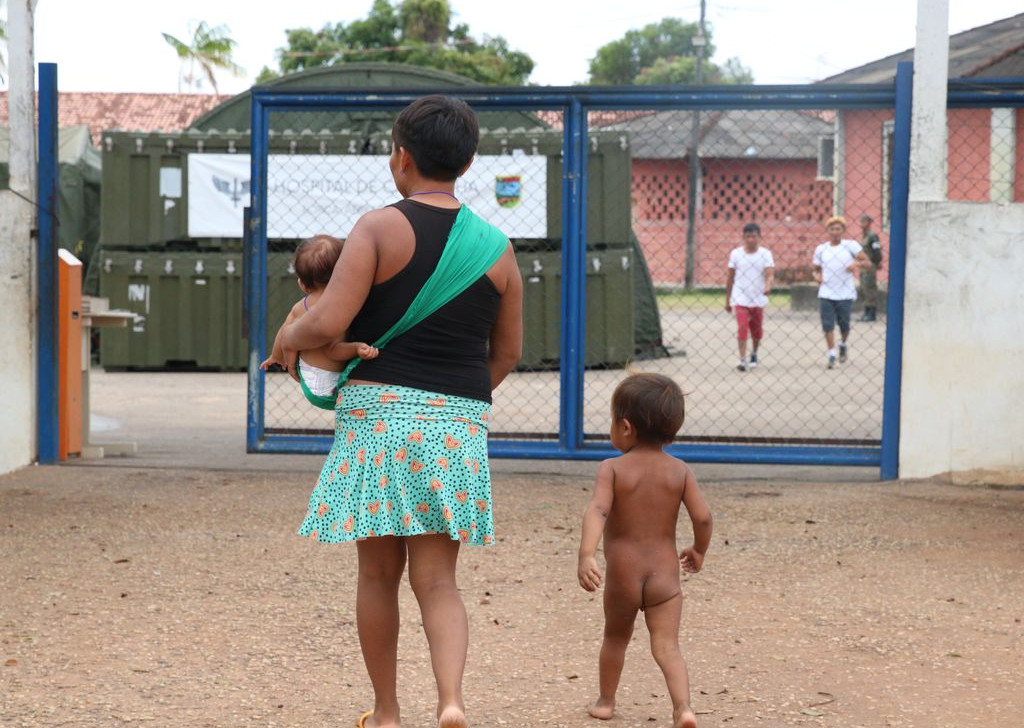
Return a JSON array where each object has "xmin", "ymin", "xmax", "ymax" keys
[
  {"xmin": 437, "ymin": 705, "xmax": 468, "ymax": 728},
  {"xmin": 673, "ymin": 706, "xmax": 697, "ymax": 728},
  {"xmin": 362, "ymin": 713, "xmax": 401, "ymax": 728},
  {"xmin": 587, "ymin": 696, "xmax": 615, "ymax": 720}
]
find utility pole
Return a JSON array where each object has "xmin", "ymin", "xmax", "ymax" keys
[{"xmin": 684, "ymin": 0, "xmax": 706, "ymax": 289}]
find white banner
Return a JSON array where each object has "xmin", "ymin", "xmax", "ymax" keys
[{"xmin": 187, "ymin": 153, "xmax": 547, "ymax": 239}]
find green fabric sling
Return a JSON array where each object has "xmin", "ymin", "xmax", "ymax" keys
[
  {"xmin": 298, "ymin": 360, "xmax": 343, "ymax": 410},
  {"xmin": 301, "ymin": 204, "xmax": 508, "ymax": 410}
]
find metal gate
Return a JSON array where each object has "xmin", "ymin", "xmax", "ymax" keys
[{"xmin": 245, "ymin": 65, "xmax": 914, "ymax": 476}]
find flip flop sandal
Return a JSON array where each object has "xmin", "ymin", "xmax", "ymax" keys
[{"xmin": 356, "ymin": 711, "xmax": 373, "ymax": 728}]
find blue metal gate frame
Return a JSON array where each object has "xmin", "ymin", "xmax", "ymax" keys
[
  {"xmin": 244, "ymin": 67, "xmax": 920, "ymax": 474},
  {"xmin": 36, "ymin": 62, "xmax": 60, "ymax": 464}
]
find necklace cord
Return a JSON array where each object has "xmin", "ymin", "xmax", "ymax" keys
[{"xmin": 408, "ymin": 190, "xmax": 459, "ymax": 201}]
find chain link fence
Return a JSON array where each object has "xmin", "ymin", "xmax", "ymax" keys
[
  {"xmin": 946, "ymin": 106, "xmax": 1023, "ymax": 202},
  {"xmin": 249, "ymin": 87, "xmax": 909, "ymax": 461},
  {"xmin": 260, "ymin": 106, "xmax": 567, "ymax": 439},
  {"xmin": 573, "ymin": 106, "xmax": 889, "ymax": 447}
]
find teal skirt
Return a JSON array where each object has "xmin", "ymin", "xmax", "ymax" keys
[{"xmin": 297, "ymin": 384, "xmax": 495, "ymax": 546}]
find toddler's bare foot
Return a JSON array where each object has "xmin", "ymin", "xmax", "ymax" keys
[
  {"xmin": 588, "ymin": 697, "xmax": 615, "ymax": 720},
  {"xmin": 673, "ymin": 706, "xmax": 697, "ymax": 728},
  {"xmin": 437, "ymin": 705, "xmax": 468, "ymax": 728}
]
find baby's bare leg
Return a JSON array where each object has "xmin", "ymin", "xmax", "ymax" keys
[
  {"xmin": 589, "ymin": 582, "xmax": 639, "ymax": 720},
  {"xmin": 644, "ymin": 594, "xmax": 697, "ymax": 728}
]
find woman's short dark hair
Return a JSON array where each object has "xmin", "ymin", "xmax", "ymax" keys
[
  {"xmin": 392, "ymin": 95, "xmax": 479, "ymax": 181},
  {"xmin": 611, "ymin": 373, "xmax": 686, "ymax": 445},
  {"xmin": 294, "ymin": 235, "xmax": 343, "ymax": 289}
]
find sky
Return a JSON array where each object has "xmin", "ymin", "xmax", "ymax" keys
[{"xmin": 7, "ymin": 0, "xmax": 1024, "ymax": 94}]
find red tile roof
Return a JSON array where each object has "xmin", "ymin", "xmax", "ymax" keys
[{"xmin": 0, "ymin": 92, "xmax": 231, "ymax": 146}]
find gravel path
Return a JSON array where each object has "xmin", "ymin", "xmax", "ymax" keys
[{"xmin": 2, "ymin": 464, "xmax": 1021, "ymax": 728}]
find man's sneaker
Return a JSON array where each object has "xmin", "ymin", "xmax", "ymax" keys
[
  {"xmin": 736, "ymin": 360, "xmax": 748, "ymax": 372},
  {"xmin": 827, "ymin": 355, "xmax": 836, "ymax": 370},
  {"xmin": 839, "ymin": 344, "xmax": 848, "ymax": 363},
  {"xmin": 749, "ymin": 352, "xmax": 758, "ymax": 369}
]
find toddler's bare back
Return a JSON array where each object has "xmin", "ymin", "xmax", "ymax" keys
[{"xmin": 603, "ymin": 449, "xmax": 690, "ymax": 548}]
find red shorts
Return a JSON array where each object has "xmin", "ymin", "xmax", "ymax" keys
[{"xmin": 735, "ymin": 305, "xmax": 764, "ymax": 341}]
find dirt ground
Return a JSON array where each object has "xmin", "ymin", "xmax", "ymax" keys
[{"xmin": 2, "ymin": 461, "xmax": 1022, "ymax": 728}]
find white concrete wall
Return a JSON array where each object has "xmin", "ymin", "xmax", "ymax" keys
[
  {"xmin": 0, "ymin": 193, "xmax": 36, "ymax": 474},
  {"xmin": 900, "ymin": 201, "xmax": 1024, "ymax": 484}
]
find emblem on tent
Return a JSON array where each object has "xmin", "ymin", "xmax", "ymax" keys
[
  {"xmin": 495, "ymin": 175, "xmax": 522, "ymax": 208},
  {"xmin": 213, "ymin": 175, "xmax": 251, "ymax": 207}
]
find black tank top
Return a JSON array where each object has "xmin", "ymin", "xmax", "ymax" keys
[{"xmin": 346, "ymin": 199, "xmax": 501, "ymax": 403}]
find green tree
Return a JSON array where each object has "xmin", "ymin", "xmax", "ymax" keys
[
  {"xmin": 588, "ymin": 17, "xmax": 752, "ymax": 85},
  {"xmin": 162, "ymin": 21, "xmax": 245, "ymax": 94},
  {"xmin": 267, "ymin": 0, "xmax": 534, "ymax": 85},
  {"xmin": 400, "ymin": 0, "xmax": 449, "ymax": 43}
]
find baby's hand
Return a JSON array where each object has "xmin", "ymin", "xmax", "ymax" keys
[
  {"xmin": 356, "ymin": 343, "xmax": 379, "ymax": 360},
  {"xmin": 679, "ymin": 547, "xmax": 704, "ymax": 574},
  {"xmin": 577, "ymin": 555, "xmax": 602, "ymax": 592},
  {"xmin": 259, "ymin": 355, "xmax": 282, "ymax": 371}
]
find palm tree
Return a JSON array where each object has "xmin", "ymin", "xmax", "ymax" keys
[{"xmin": 162, "ymin": 21, "xmax": 244, "ymax": 94}]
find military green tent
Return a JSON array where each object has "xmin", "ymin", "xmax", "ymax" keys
[
  {"xmin": 192, "ymin": 62, "xmax": 663, "ymax": 360},
  {"xmin": 1, "ymin": 124, "xmax": 102, "ymax": 282},
  {"xmin": 97, "ymin": 63, "xmax": 665, "ymax": 366}
]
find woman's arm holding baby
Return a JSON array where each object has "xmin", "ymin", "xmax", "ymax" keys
[{"xmin": 277, "ymin": 212, "xmax": 384, "ymax": 374}]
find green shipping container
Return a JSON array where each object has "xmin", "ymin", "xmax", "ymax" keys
[
  {"xmin": 516, "ymin": 245, "xmax": 634, "ymax": 369},
  {"xmin": 98, "ymin": 250, "xmax": 296, "ymax": 369}
]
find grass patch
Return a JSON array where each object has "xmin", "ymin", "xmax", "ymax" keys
[{"xmin": 656, "ymin": 288, "xmax": 791, "ymax": 310}]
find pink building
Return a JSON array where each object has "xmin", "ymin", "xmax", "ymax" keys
[
  {"xmin": 823, "ymin": 12, "xmax": 1024, "ymax": 280},
  {"xmin": 615, "ymin": 12, "xmax": 1024, "ymax": 288},
  {"xmin": 606, "ymin": 109, "xmax": 835, "ymax": 286}
]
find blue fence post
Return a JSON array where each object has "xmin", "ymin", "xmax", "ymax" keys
[
  {"xmin": 36, "ymin": 62, "xmax": 59, "ymax": 464},
  {"xmin": 246, "ymin": 94, "xmax": 270, "ymax": 453},
  {"xmin": 880, "ymin": 61, "xmax": 913, "ymax": 481},
  {"xmin": 559, "ymin": 98, "xmax": 586, "ymax": 454}
]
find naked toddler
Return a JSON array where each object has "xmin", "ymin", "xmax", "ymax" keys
[{"xmin": 578, "ymin": 372, "xmax": 713, "ymax": 728}]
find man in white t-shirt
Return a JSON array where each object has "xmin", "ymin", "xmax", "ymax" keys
[
  {"xmin": 725, "ymin": 223, "xmax": 775, "ymax": 372},
  {"xmin": 812, "ymin": 216, "xmax": 870, "ymax": 369}
]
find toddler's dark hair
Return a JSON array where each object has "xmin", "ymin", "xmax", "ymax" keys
[
  {"xmin": 742, "ymin": 222, "xmax": 761, "ymax": 235},
  {"xmin": 392, "ymin": 95, "xmax": 479, "ymax": 181},
  {"xmin": 611, "ymin": 373, "xmax": 686, "ymax": 445},
  {"xmin": 294, "ymin": 235, "xmax": 343, "ymax": 290}
]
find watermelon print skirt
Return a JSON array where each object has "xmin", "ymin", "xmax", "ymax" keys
[{"xmin": 297, "ymin": 384, "xmax": 495, "ymax": 546}]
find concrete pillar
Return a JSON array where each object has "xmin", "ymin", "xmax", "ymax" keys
[
  {"xmin": 990, "ymin": 108, "xmax": 1016, "ymax": 203},
  {"xmin": 909, "ymin": 0, "xmax": 949, "ymax": 202},
  {"xmin": 0, "ymin": 0, "xmax": 38, "ymax": 474}
]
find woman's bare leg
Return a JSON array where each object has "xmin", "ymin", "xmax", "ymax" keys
[
  {"xmin": 407, "ymin": 534, "xmax": 468, "ymax": 728},
  {"xmin": 356, "ymin": 536, "xmax": 408, "ymax": 728},
  {"xmin": 644, "ymin": 594, "xmax": 697, "ymax": 728}
]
